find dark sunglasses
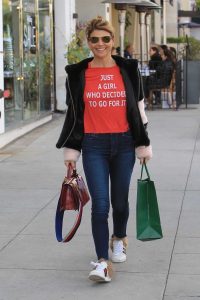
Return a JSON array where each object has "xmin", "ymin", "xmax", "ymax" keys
[{"xmin": 89, "ymin": 36, "xmax": 112, "ymax": 44}]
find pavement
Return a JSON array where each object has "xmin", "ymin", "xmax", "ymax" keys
[{"xmin": 0, "ymin": 105, "xmax": 200, "ymax": 300}]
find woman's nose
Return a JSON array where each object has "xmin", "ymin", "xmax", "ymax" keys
[{"xmin": 97, "ymin": 38, "xmax": 104, "ymax": 45}]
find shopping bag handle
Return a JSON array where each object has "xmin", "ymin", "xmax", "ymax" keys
[{"xmin": 140, "ymin": 162, "xmax": 150, "ymax": 180}]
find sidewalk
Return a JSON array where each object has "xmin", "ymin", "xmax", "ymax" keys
[{"xmin": 0, "ymin": 106, "xmax": 200, "ymax": 300}]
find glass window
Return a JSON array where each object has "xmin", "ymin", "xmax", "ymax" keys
[
  {"xmin": 38, "ymin": 0, "xmax": 52, "ymax": 112},
  {"xmin": 3, "ymin": 0, "xmax": 54, "ymax": 130}
]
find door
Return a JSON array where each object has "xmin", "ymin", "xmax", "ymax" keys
[
  {"xmin": 22, "ymin": 0, "xmax": 38, "ymax": 120},
  {"xmin": 3, "ymin": 0, "xmax": 23, "ymax": 127},
  {"xmin": 3, "ymin": 0, "xmax": 53, "ymax": 129},
  {"xmin": 38, "ymin": 0, "xmax": 53, "ymax": 112}
]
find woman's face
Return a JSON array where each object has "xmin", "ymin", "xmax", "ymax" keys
[
  {"xmin": 88, "ymin": 29, "xmax": 114, "ymax": 59},
  {"xmin": 149, "ymin": 48, "xmax": 155, "ymax": 56},
  {"xmin": 159, "ymin": 48, "xmax": 164, "ymax": 57}
]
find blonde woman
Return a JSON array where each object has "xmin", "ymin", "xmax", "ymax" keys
[{"xmin": 56, "ymin": 16, "xmax": 152, "ymax": 283}]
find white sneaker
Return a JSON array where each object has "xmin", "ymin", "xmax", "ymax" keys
[
  {"xmin": 111, "ymin": 240, "xmax": 126, "ymax": 263},
  {"xmin": 88, "ymin": 260, "xmax": 112, "ymax": 282}
]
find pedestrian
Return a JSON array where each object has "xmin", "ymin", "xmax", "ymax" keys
[
  {"xmin": 124, "ymin": 43, "xmax": 134, "ymax": 59},
  {"xmin": 56, "ymin": 16, "xmax": 152, "ymax": 283}
]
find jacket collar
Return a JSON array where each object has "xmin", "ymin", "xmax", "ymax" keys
[{"xmin": 65, "ymin": 55, "xmax": 138, "ymax": 77}]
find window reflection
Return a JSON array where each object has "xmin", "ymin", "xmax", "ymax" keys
[{"xmin": 3, "ymin": 0, "xmax": 54, "ymax": 129}]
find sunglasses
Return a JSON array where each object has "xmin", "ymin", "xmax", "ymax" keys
[{"xmin": 89, "ymin": 36, "xmax": 112, "ymax": 44}]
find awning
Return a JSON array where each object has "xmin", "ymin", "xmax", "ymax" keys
[{"xmin": 102, "ymin": 0, "xmax": 161, "ymax": 9}]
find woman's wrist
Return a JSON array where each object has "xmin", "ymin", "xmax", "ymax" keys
[{"xmin": 63, "ymin": 148, "xmax": 81, "ymax": 162}]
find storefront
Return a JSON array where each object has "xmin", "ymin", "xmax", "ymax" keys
[{"xmin": 3, "ymin": 0, "xmax": 54, "ymax": 130}]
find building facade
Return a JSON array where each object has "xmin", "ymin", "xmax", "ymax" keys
[
  {"xmin": 0, "ymin": 0, "xmax": 76, "ymax": 146},
  {"xmin": 2, "ymin": 0, "xmax": 54, "ymax": 130},
  {"xmin": 54, "ymin": 0, "xmax": 76, "ymax": 111},
  {"xmin": 1, "ymin": 0, "xmax": 195, "ymax": 147}
]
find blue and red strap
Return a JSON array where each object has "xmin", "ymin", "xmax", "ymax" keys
[{"xmin": 55, "ymin": 196, "xmax": 83, "ymax": 243}]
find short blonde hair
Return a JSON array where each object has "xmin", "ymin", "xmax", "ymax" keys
[{"xmin": 85, "ymin": 16, "xmax": 115, "ymax": 40}]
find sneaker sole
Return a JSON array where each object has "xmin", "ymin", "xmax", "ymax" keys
[
  {"xmin": 111, "ymin": 256, "xmax": 126, "ymax": 263},
  {"xmin": 89, "ymin": 272, "xmax": 111, "ymax": 283}
]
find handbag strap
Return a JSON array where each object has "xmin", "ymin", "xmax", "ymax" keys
[
  {"xmin": 55, "ymin": 193, "xmax": 83, "ymax": 243},
  {"xmin": 140, "ymin": 162, "xmax": 150, "ymax": 180},
  {"xmin": 67, "ymin": 163, "xmax": 77, "ymax": 179}
]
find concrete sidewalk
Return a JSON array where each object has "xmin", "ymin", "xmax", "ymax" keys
[{"xmin": 0, "ymin": 106, "xmax": 200, "ymax": 300}]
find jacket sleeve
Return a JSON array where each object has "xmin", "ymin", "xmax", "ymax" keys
[
  {"xmin": 136, "ymin": 68, "xmax": 153, "ymax": 160},
  {"xmin": 138, "ymin": 68, "xmax": 144, "ymax": 102},
  {"xmin": 65, "ymin": 76, "xmax": 71, "ymax": 106},
  {"xmin": 137, "ymin": 69, "xmax": 148, "ymax": 125}
]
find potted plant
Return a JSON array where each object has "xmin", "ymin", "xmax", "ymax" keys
[{"xmin": 65, "ymin": 28, "xmax": 90, "ymax": 64}]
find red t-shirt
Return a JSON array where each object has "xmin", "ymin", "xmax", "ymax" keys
[{"xmin": 83, "ymin": 64, "xmax": 129, "ymax": 133}]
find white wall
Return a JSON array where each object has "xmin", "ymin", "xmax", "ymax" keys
[
  {"xmin": 153, "ymin": 5, "xmax": 162, "ymax": 45},
  {"xmin": 54, "ymin": 0, "xmax": 107, "ymax": 111},
  {"xmin": 166, "ymin": 0, "xmax": 178, "ymax": 38},
  {"xmin": 191, "ymin": 28, "xmax": 200, "ymax": 40},
  {"xmin": 178, "ymin": 0, "xmax": 191, "ymax": 37},
  {"xmin": 76, "ymin": 0, "xmax": 106, "ymax": 23},
  {"xmin": 54, "ymin": 0, "xmax": 76, "ymax": 111},
  {"xmin": 0, "ymin": 0, "xmax": 5, "ymax": 134}
]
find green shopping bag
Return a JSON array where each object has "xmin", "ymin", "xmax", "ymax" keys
[{"xmin": 136, "ymin": 163, "xmax": 163, "ymax": 241}]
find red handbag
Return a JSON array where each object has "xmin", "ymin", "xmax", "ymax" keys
[{"xmin": 55, "ymin": 165, "xmax": 90, "ymax": 242}]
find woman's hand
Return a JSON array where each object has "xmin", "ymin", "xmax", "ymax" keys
[
  {"xmin": 64, "ymin": 160, "xmax": 76, "ymax": 169},
  {"xmin": 140, "ymin": 158, "xmax": 146, "ymax": 165},
  {"xmin": 135, "ymin": 145, "xmax": 153, "ymax": 164}
]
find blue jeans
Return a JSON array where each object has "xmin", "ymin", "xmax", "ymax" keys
[{"xmin": 82, "ymin": 131, "xmax": 135, "ymax": 260}]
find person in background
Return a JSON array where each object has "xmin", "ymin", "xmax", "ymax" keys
[
  {"xmin": 160, "ymin": 48, "xmax": 175, "ymax": 76},
  {"xmin": 159, "ymin": 44, "xmax": 168, "ymax": 57},
  {"xmin": 149, "ymin": 46, "xmax": 162, "ymax": 70},
  {"xmin": 146, "ymin": 47, "xmax": 174, "ymax": 109},
  {"xmin": 143, "ymin": 46, "xmax": 161, "ymax": 105},
  {"xmin": 111, "ymin": 46, "xmax": 118, "ymax": 55},
  {"xmin": 159, "ymin": 48, "xmax": 175, "ymax": 108},
  {"xmin": 56, "ymin": 16, "xmax": 152, "ymax": 283},
  {"xmin": 116, "ymin": 46, "xmax": 121, "ymax": 56},
  {"xmin": 124, "ymin": 43, "xmax": 134, "ymax": 59},
  {"xmin": 168, "ymin": 46, "xmax": 177, "ymax": 109},
  {"xmin": 149, "ymin": 46, "xmax": 162, "ymax": 104}
]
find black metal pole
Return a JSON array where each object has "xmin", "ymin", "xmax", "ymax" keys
[{"xmin": 185, "ymin": 45, "xmax": 188, "ymax": 109}]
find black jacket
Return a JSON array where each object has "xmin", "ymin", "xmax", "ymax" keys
[
  {"xmin": 149, "ymin": 53, "xmax": 162, "ymax": 70},
  {"xmin": 56, "ymin": 55, "xmax": 150, "ymax": 151}
]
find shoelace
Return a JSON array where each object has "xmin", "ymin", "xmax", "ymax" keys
[
  {"xmin": 113, "ymin": 240, "xmax": 124, "ymax": 255},
  {"xmin": 90, "ymin": 261, "xmax": 106, "ymax": 271}
]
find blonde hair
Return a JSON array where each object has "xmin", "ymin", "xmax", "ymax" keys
[{"xmin": 85, "ymin": 16, "xmax": 115, "ymax": 40}]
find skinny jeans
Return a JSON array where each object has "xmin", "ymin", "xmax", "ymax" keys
[{"xmin": 82, "ymin": 131, "xmax": 135, "ymax": 260}]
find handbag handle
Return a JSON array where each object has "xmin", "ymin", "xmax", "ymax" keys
[
  {"xmin": 140, "ymin": 162, "xmax": 150, "ymax": 180},
  {"xmin": 67, "ymin": 163, "xmax": 77, "ymax": 179}
]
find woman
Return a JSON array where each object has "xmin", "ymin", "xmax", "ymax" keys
[
  {"xmin": 56, "ymin": 16, "xmax": 152, "ymax": 283},
  {"xmin": 161, "ymin": 48, "xmax": 176, "ymax": 108},
  {"xmin": 146, "ymin": 48, "xmax": 174, "ymax": 109},
  {"xmin": 160, "ymin": 48, "xmax": 174, "ymax": 87},
  {"xmin": 148, "ymin": 46, "xmax": 162, "ymax": 70},
  {"xmin": 144, "ymin": 46, "xmax": 162, "ymax": 105}
]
